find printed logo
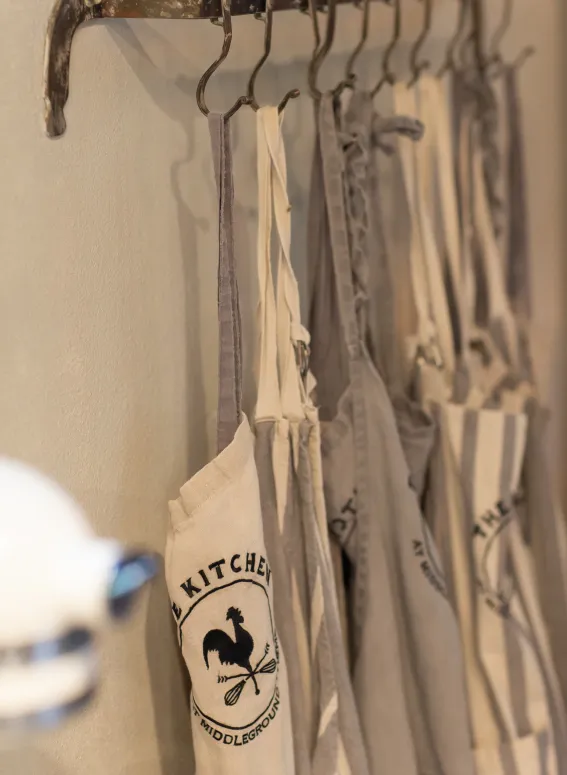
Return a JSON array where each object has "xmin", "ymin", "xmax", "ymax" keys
[
  {"xmin": 330, "ymin": 489, "xmax": 358, "ymax": 547},
  {"xmin": 171, "ymin": 552, "xmax": 281, "ymax": 747},
  {"xmin": 412, "ymin": 530, "xmax": 448, "ymax": 598},
  {"xmin": 472, "ymin": 498, "xmax": 516, "ymax": 618},
  {"xmin": 204, "ymin": 607, "xmax": 277, "ymax": 707}
]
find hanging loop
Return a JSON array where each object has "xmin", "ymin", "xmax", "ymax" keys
[
  {"xmin": 247, "ymin": 0, "xmax": 300, "ymax": 112},
  {"xmin": 196, "ymin": 0, "xmax": 252, "ymax": 118}
]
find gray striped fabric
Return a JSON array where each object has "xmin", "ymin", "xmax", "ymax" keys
[
  {"xmin": 419, "ymin": 74, "xmax": 565, "ymax": 775},
  {"xmin": 255, "ymin": 420, "xmax": 370, "ymax": 775},
  {"xmin": 308, "ymin": 92, "xmax": 476, "ymax": 775},
  {"xmin": 254, "ymin": 106, "xmax": 369, "ymax": 775},
  {"xmin": 428, "ymin": 402, "xmax": 558, "ymax": 775},
  {"xmin": 499, "ymin": 65, "xmax": 567, "ymax": 771}
]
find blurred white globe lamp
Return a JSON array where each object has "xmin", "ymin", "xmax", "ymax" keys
[{"xmin": 0, "ymin": 459, "xmax": 157, "ymax": 733}]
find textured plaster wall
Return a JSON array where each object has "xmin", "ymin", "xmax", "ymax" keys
[{"xmin": 0, "ymin": 1, "xmax": 562, "ymax": 773}]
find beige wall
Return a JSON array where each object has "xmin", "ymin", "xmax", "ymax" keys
[{"xmin": 0, "ymin": 1, "xmax": 562, "ymax": 773}]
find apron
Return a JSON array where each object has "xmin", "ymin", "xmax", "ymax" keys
[
  {"xmin": 309, "ymin": 91, "xmax": 475, "ymax": 775},
  {"xmin": 252, "ymin": 105, "xmax": 369, "ymax": 775},
  {"xmin": 165, "ymin": 114, "xmax": 295, "ymax": 775},
  {"xmin": 341, "ymin": 91, "xmax": 435, "ymax": 500},
  {"xmin": 503, "ymin": 64, "xmax": 567, "ymax": 754},
  {"xmin": 400, "ymin": 76, "xmax": 562, "ymax": 775}
]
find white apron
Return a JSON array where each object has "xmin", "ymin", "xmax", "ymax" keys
[{"xmin": 165, "ymin": 113, "xmax": 295, "ymax": 775}]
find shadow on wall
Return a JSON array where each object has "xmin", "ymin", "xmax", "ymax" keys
[
  {"xmin": 144, "ymin": 575, "xmax": 195, "ymax": 775},
  {"xmin": 109, "ymin": 20, "xmax": 210, "ymax": 480}
]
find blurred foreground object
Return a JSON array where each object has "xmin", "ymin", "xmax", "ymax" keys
[{"xmin": 0, "ymin": 459, "xmax": 157, "ymax": 733}]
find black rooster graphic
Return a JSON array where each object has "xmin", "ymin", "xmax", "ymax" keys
[{"xmin": 203, "ymin": 607, "xmax": 261, "ymax": 695}]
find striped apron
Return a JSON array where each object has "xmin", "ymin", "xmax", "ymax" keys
[
  {"xmin": 252, "ymin": 106, "xmax": 369, "ymax": 775},
  {"xmin": 396, "ymin": 74, "xmax": 563, "ymax": 775},
  {"xmin": 502, "ymin": 65, "xmax": 567, "ymax": 763}
]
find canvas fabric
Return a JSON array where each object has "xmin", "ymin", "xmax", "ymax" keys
[
  {"xmin": 397, "ymin": 77, "xmax": 563, "ymax": 775},
  {"xmin": 165, "ymin": 114, "xmax": 295, "ymax": 775},
  {"xmin": 252, "ymin": 106, "xmax": 369, "ymax": 775},
  {"xmin": 308, "ymin": 91, "xmax": 475, "ymax": 775},
  {"xmin": 501, "ymin": 66, "xmax": 567, "ymax": 754}
]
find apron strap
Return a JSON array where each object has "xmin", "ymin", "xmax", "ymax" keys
[
  {"xmin": 255, "ymin": 107, "xmax": 310, "ymax": 421},
  {"xmin": 414, "ymin": 77, "xmax": 457, "ymax": 377},
  {"xmin": 263, "ymin": 108, "xmax": 311, "ymax": 418},
  {"xmin": 422, "ymin": 76, "xmax": 468, "ymax": 360},
  {"xmin": 318, "ymin": 94, "xmax": 360, "ymax": 363},
  {"xmin": 393, "ymin": 83, "xmax": 445, "ymax": 372},
  {"xmin": 208, "ymin": 114, "xmax": 243, "ymax": 454},
  {"xmin": 504, "ymin": 66, "xmax": 531, "ymax": 321},
  {"xmin": 471, "ymin": 124, "xmax": 520, "ymax": 371}
]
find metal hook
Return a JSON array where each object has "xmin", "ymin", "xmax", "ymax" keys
[
  {"xmin": 486, "ymin": 0, "xmax": 536, "ymax": 78},
  {"xmin": 334, "ymin": 0, "xmax": 372, "ymax": 97},
  {"xmin": 308, "ymin": 0, "xmax": 337, "ymax": 99},
  {"xmin": 438, "ymin": 0, "xmax": 469, "ymax": 77},
  {"xmin": 510, "ymin": 45, "xmax": 535, "ymax": 71},
  {"xmin": 487, "ymin": 0, "xmax": 512, "ymax": 67},
  {"xmin": 457, "ymin": 0, "xmax": 485, "ymax": 74},
  {"xmin": 408, "ymin": 0, "xmax": 433, "ymax": 88},
  {"xmin": 471, "ymin": 0, "xmax": 485, "ymax": 73},
  {"xmin": 370, "ymin": 0, "xmax": 400, "ymax": 97},
  {"xmin": 196, "ymin": 0, "xmax": 252, "ymax": 119},
  {"xmin": 247, "ymin": 0, "xmax": 300, "ymax": 112}
]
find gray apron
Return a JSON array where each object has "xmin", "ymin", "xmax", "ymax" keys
[
  {"xmin": 308, "ymin": 91, "xmax": 475, "ymax": 775},
  {"xmin": 252, "ymin": 106, "xmax": 369, "ymax": 775},
  {"xmin": 344, "ymin": 91, "xmax": 436, "ymax": 501}
]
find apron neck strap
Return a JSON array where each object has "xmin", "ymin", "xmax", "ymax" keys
[
  {"xmin": 208, "ymin": 113, "xmax": 243, "ymax": 454},
  {"xmin": 317, "ymin": 94, "xmax": 360, "ymax": 363},
  {"xmin": 504, "ymin": 66, "xmax": 531, "ymax": 321},
  {"xmin": 255, "ymin": 106, "xmax": 311, "ymax": 421}
]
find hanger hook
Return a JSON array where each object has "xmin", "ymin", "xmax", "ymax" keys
[
  {"xmin": 438, "ymin": 0, "xmax": 469, "ymax": 77},
  {"xmin": 511, "ymin": 44, "xmax": 535, "ymax": 71},
  {"xmin": 471, "ymin": 0, "xmax": 486, "ymax": 73},
  {"xmin": 488, "ymin": 0, "xmax": 512, "ymax": 67},
  {"xmin": 308, "ymin": 0, "xmax": 337, "ymax": 100},
  {"xmin": 339, "ymin": 0, "xmax": 372, "ymax": 95},
  {"xmin": 371, "ymin": 0, "xmax": 400, "ymax": 97},
  {"xmin": 247, "ymin": 0, "xmax": 300, "ymax": 112},
  {"xmin": 408, "ymin": 0, "xmax": 433, "ymax": 88},
  {"xmin": 196, "ymin": 0, "xmax": 252, "ymax": 119},
  {"xmin": 486, "ymin": 0, "xmax": 536, "ymax": 78}
]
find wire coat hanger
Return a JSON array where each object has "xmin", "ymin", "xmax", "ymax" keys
[
  {"xmin": 196, "ymin": 0, "xmax": 252, "ymax": 118},
  {"xmin": 371, "ymin": 0, "xmax": 401, "ymax": 97},
  {"xmin": 408, "ymin": 0, "xmax": 433, "ymax": 87},
  {"xmin": 247, "ymin": 0, "xmax": 301, "ymax": 112}
]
